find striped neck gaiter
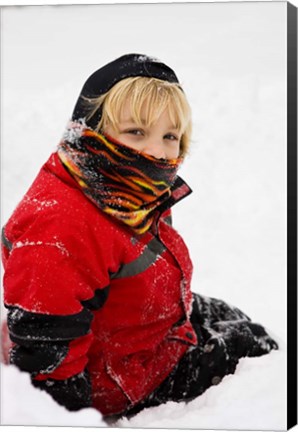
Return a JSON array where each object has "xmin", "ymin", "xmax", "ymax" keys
[{"xmin": 57, "ymin": 121, "xmax": 182, "ymax": 235}]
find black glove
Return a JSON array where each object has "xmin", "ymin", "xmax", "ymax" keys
[{"xmin": 32, "ymin": 369, "xmax": 92, "ymax": 411}]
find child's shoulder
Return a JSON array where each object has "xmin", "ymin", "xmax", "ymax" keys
[{"xmin": 4, "ymin": 153, "xmax": 121, "ymax": 248}]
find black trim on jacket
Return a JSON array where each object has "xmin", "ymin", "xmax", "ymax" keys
[
  {"xmin": 6, "ymin": 305, "xmax": 93, "ymax": 343},
  {"xmin": 5, "ymin": 305, "xmax": 93, "ymax": 376},
  {"xmin": 81, "ymin": 286, "xmax": 110, "ymax": 310}
]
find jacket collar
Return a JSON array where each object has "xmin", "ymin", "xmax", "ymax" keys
[{"xmin": 158, "ymin": 176, "xmax": 192, "ymax": 215}]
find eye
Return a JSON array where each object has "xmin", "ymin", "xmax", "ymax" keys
[
  {"xmin": 164, "ymin": 133, "xmax": 179, "ymax": 141},
  {"xmin": 126, "ymin": 129, "xmax": 144, "ymax": 136}
]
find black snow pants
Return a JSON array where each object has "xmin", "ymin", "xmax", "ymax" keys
[{"xmin": 123, "ymin": 293, "xmax": 278, "ymax": 417}]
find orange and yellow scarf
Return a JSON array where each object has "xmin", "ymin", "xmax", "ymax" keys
[{"xmin": 57, "ymin": 122, "xmax": 182, "ymax": 235}]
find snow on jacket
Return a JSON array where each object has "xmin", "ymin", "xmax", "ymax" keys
[{"xmin": 1, "ymin": 152, "xmax": 198, "ymax": 415}]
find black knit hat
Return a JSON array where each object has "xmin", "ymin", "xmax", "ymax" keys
[{"xmin": 72, "ymin": 53, "xmax": 180, "ymax": 130}]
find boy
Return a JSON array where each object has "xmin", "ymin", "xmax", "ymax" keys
[{"xmin": 1, "ymin": 54, "xmax": 277, "ymax": 417}]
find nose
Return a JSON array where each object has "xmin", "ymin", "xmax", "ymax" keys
[{"xmin": 142, "ymin": 140, "xmax": 166, "ymax": 160}]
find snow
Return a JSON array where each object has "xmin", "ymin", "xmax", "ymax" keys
[
  {"xmin": 0, "ymin": 1, "xmax": 293, "ymax": 431},
  {"xmin": 1, "ymin": 364, "xmax": 106, "ymax": 427},
  {"xmin": 135, "ymin": 55, "xmax": 161, "ymax": 63},
  {"xmin": 14, "ymin": 240, "xmax": 69, "ymax": 256},
  {"xmin": 114, "ymin": 349, "xmax": 285, "ymax": 430}
]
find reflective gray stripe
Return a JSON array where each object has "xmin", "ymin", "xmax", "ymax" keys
[
  {"xmin": 164, "ymin": 215, "xmax": 172, "ymax": 226},
  {"xmin": 1, "ymin": 227, "xmax": 12, "ymax": 251},
  {"xmin": 111, "ymin": 237, "xmax": 166, "ymax": 280}
]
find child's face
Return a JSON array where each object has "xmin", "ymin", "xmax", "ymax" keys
[{"xmin": 104, "ymin": 100, "xmax": 182, "ymax": 160}]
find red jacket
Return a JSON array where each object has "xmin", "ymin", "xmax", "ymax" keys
[{"xmin": 1, "ymin": 153, "xmax": 198, "ymax": 415}]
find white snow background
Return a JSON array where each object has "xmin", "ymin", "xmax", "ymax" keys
[{"xmin": 0, "ymin": 1, "xmax": 290, "ymax": 430}]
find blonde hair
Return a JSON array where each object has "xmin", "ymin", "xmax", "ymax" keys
[{"xmin": 84, "ymin": 77, "xmax": 192, "ymax": 157}]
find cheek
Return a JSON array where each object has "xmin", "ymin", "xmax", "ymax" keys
[
  {"xmin": 167, "ymin": 143, "xmax": 180, "ymax": 159},
  {"xmin": 103, "ymin": 125, "xmax": 118, "ymax": 138}
]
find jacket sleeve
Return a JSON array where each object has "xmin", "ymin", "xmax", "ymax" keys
[{"xmin": 2, "ymin": 224, "xmax": 111, "ymax": 411}]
